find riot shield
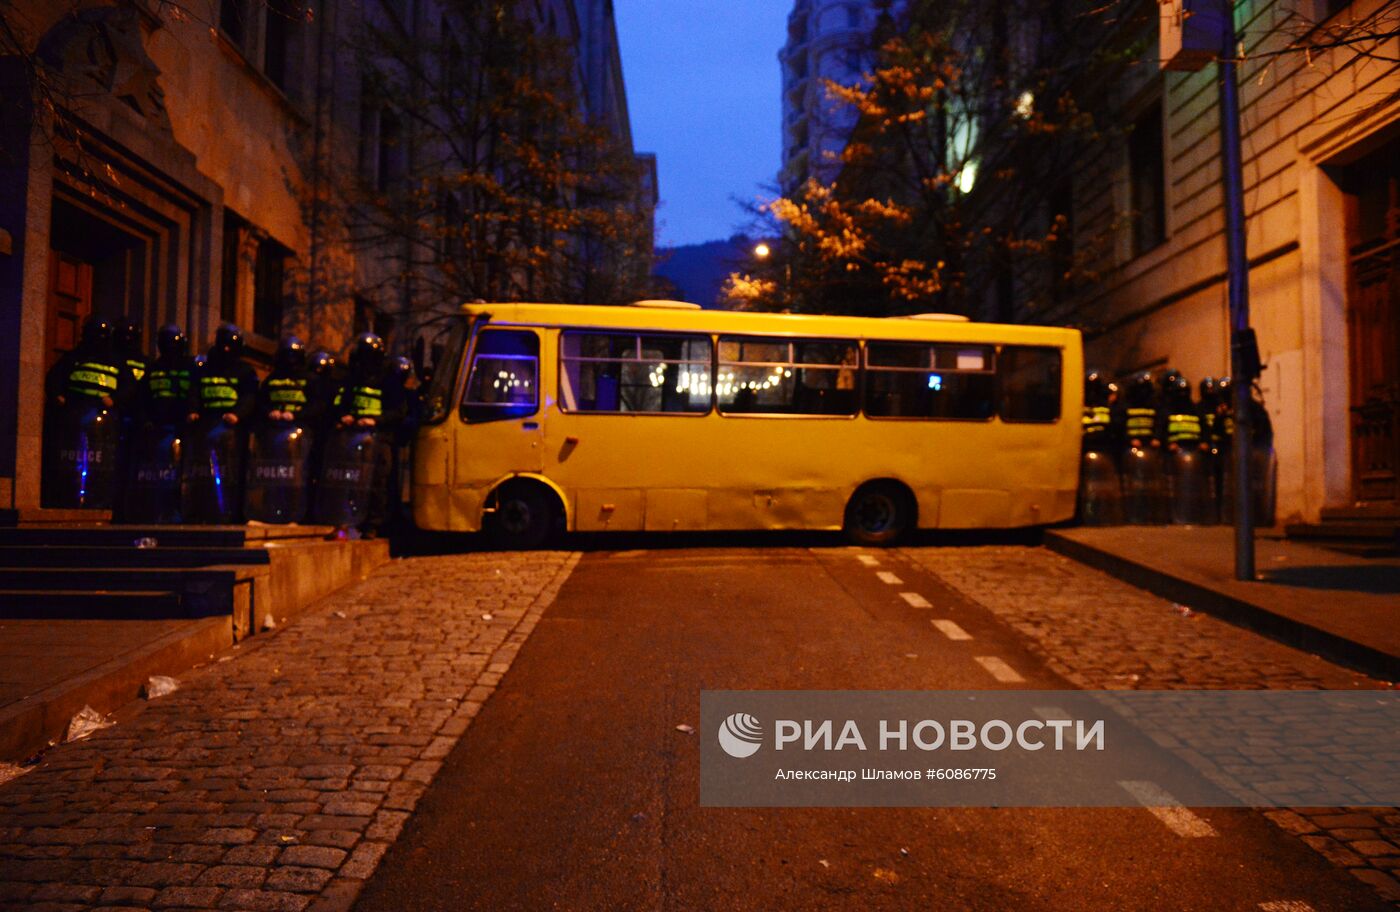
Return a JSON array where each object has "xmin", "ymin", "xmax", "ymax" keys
[
  {"xmin": 124, "ymin": 426, "xmax": 184, "ymax": 523},
  {"xmin": 244, "ymin": 424, "xmax": 312, "ymax": 524},
  {"xmin": 41, "ymin": 402, "xmax": 119, "ymax": 510},
  {"xmin": 182, "ymin": 421, "xmax": 245, "ymax": 523},
  {"xmin": 1167, "ymin": 448, "xmax": 1215, "ymax": 525},
  {"xmin": 1078, "ymin": 450, "xmax": 1123, "ymax": 526},
  {"xmin": 311, "ymin": 428, "xmax": 378, "ymax": 527},
  {"xmin": 1121, "ymin": 444, "xmax": 1166, "ymax": 525}
]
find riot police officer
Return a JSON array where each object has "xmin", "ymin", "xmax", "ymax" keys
[
  {"xmin": 313, "ymin": 333, "xmax": 390, "ymax": 528},
  {"xmin": 1117, "ymin": 370, "xmax": 1166, "ymax": 524},
  {"xmin": 182, "ymin": 323, "xmax": 257, "ymax": 523},
  {"xmin": 1078, "ymin": 370, "xmax": 1122, "ymax": 525},
  {"xmin": 245, "ymin": 336, "xmax": 327, "ymax": 524},
  {"xmin": 1158, "ymin": 373, "xmax": 1214, "ymax": 524},
  {"xmin": 375, "ymin": 355, "xmax": 418, "ymax": 532},
  {"xmin": 124, "ymin": 324, "xmax": 194, "ymax": 522},
  {"xmin": 42, "ymin": 316, "xmax": 131, "ymax": 509},
  {"xmin": 115, "ymin": 319, "xmax": 148, "ymax": 382},
  {"xmin": 1216, "ymin": 376, "xmax": 1277, "ymax": 525}
]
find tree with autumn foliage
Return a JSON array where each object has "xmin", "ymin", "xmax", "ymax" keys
[
  {"xmin": 730, "ymin": 0, "xmax": 1134, "ymax": 318},
  {"xmin": 338, "ymin": 0, "xmax": 653, "ymax": 339}
]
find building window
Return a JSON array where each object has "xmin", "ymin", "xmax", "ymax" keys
[
  {"xmin": 220, "ymin": 211, "xmax": 243, "ymax": 324},
  {"xmin": 263, "ymin": 0, "xmax": 296, "ymax": 91},
  {"xmin": 1128, "ymin": 100, "xmax": 1166, "ymax": 257},
  {"xmin": 252, "ymin": 239, "xmax": 287, "ymax": 339},
  {"xmin": 377, "ymin": 108, "xmax": 404, "ymax": 191},
  {"xmin": 219, "ymin": 0, "xmax": 247, "ymax": 49},
  {"xmin": 219, "ymin": 0, "xmax": 301, "ymax": 93}
]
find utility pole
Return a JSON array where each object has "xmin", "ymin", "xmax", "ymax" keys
[
  {"xmin": 1217, "ymin": 13, "xmax": 1257, "ymax": 583},
  {"xmin": 1160, "ymin": 0, "xmax": 1257, "ymax": 581}
]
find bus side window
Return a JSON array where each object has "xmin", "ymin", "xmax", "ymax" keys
[
  {"xmin": 865, "ymin": 343, "xmax": 995, "ymax": 420},
  {"xmin": 716, "ymin": 336, "xmax": 858, "ymax": 416},
  {"xmin": 559, "ymin": 331, "xmax": 711, "ymax": 414},
  {"xmin": 461, "ymin": 330, "xmax": 540, "ymax": 422},
  {"xmin": 999, "ymin": 346, "xmax": 1062, "ymax": 422}
]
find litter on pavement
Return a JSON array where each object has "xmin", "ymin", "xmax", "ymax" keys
[
  {"xmin": 65, "ymin": 705, "xmax": 112, "ymax": 742},
  {"xmin": 143, "ymin": 676, "xmax": 179, "ymax": 699}
]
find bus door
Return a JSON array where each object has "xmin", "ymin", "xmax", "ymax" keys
[{"xmin": 457, "ymin": 328, "xmax": 545, "ymax": 501}]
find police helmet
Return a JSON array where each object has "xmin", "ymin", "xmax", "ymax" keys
[
  {"xmin": 389, "ymin": 355, "xmax": 414, "ymax": 386},
  {"xmin": 1084, "ymin": 369, "xmax": 1110, "ymax": 407},
  {"xmin": 1125, "ymin": 370, "xmax": 1156, "ymax": 407},
  {"xmin": 1164, "ymin": 372, "xmax": 1192, "ymax": 407},
  {"xmin": 157, "ymin": 324, "xmax": 188, "ymax": 360},
  {"xmin": 80, "ymin": 316, "xmax": 115, "ymax": 350},
  {"xmin": 349, "ymin": 333, "xmax": 387, "ymax": 376},
  {"xmin": 115, "ymin": 319, "xmax": 141, "ymax": 353},
  {"xmin": 212, "ymin": 323, "xmax": 244, "ymax": 363},
  {"xmin": 309, "ymin": 350, "xmax": 337, "ymax": 377},
  {"xmin": 275, "ymin": 335, "xmax": 307, "ymax": 372}
]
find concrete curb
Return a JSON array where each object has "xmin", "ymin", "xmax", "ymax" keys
[
  {"xmin": 1044, "ymin": 530, "xmax": 1400, "ymax": 682},
  {"xmin": 0, "ymin": 615, "xmax": 232, "ymax": 761}
]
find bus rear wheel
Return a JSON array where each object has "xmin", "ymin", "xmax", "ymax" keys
[
  {"xmin": 844, "ymin": 482, "xmax": 914, "ymax": 546},
  {"xmin": 486, "ymin": 482, "xmax": 559, "ymax": 550}
]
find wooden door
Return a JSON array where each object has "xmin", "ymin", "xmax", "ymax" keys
[
  {"xmin": 45, "ymin": 250, "xmax": 94, "ymax": 373},
  {"xmin": 1345, "ymin": 149, "xmax": 1400, "ymax": 505}
]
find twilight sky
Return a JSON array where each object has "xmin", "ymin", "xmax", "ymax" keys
[{"xmin": 614, "ymin": 3, "xmax": 788, "ymax": 249}]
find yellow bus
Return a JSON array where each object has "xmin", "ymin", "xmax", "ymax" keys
[{"xmin": 412, "ymin": 301, "xmax": 1082, "ymax": 547}]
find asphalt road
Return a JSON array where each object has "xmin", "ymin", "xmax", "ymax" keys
[{"xmin": 353, "ymin": 546, "xmax": 1391, "ymax": 912}]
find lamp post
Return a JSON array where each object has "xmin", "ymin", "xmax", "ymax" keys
[{"xmin": 1160, "ymin": 0, "xmax": 1257, "ymax": 581}]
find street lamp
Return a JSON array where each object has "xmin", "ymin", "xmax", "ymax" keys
[{"xmin": 753, "ymin": 242, "xmax": 771, "ymax": 260}]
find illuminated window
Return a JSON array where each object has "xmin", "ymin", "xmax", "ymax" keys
[
  {"xmin": 864, "ymin": 343, "xmax": 996, "ymax": 420},
  {"xmin": 462, "ymin": 330, "xmax": 539, "ymax": 421},
  {"xmin": 559, "ymin": 332, "xmax": 711, "ymax": 414},
  {"xmin": 998, "ymin": 346, "xmax": 1062, "ymax": 423},
  {"xmin": 716, "ymin": 336, "xmax": 859, "ymax": 416}
]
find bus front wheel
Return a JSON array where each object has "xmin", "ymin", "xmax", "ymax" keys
[
  {"xmin": 486, "ymin": 482, "xmax": 559, "ymax": 550},
  {"xmin": 844, "ymin": 483, "xmax": 914, "ymax": 546}
]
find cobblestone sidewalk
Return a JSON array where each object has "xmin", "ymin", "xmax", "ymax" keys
[
  {"xmin": 0, "ymin": 550, "xmax": 580, "ymax": 912},
  {"xmin": 901, "ymin": 544, "xmax": 1400, "ymax": 904}
]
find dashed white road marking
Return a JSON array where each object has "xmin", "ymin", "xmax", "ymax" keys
[
  {"xmin": 1118, "ymin": 781, "xmax": 1219, "ymax": 837},
  {"xmin": 1257, "ymin": 902, "xmax": 1315, "ymax": 912},
  {"xmin": 973, "ymin": 655, "xmax": 1025, "ymax": 683},
  {"xmin": 931, "ymin": 619, "xmax": 972, "ymax": 641},
  {"xmin": 899, "ymin": 592, "xmax": 932, "ymax": 608},
  {"xmin": 876, "ymin": 571, "xmax": 904, "ymax": 585},
  {"xmin": 857, "ymin": 555, "xmax": 880, "ymax": 567}
]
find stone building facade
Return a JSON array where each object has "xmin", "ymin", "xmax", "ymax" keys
[
  {"xmin": 0, "ymin": 0, "xmax": 651, "ymax": 519},
  {"xmin": 1028, "ymin": 0, "xmax": 1400, "ymax": 525}
]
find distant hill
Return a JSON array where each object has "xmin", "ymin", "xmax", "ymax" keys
[{"xmin": 653, "ymin": 235, "xmax": 760, "ymax": 309}]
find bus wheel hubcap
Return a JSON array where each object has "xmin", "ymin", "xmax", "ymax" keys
[{"xmin": 858, "ymin": 494, "xmax": 896, "ymax": 532}]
